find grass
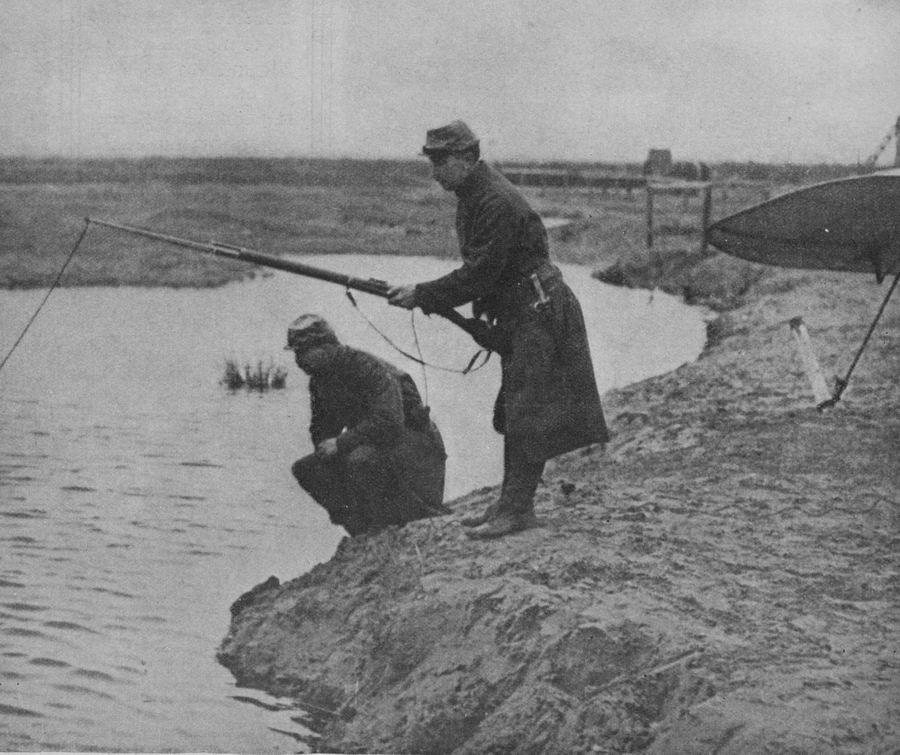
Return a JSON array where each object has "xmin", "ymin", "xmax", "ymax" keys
[
  {"xmin": 594, "ymin": 247, "xmax": 771, "ymax": 311},
  {"xmin": 222, "ymin": 359, "xmax": 288, "ymax": 392},
  {"xmin": 0, "ymin": 156, "xmax": 857, "ymax": 301}
]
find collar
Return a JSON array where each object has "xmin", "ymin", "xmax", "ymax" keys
[
  {"xmin": 304, "ymin": 343, "xmax": 343, "ymax": 377},
  {"xmin": 455, "ymin": 160, "xmax": 489, "ymax": 198}
]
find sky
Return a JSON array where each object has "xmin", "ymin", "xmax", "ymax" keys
[{"xmin": 1, "ymin": 0, "xmax": 898, "ymax": 164}]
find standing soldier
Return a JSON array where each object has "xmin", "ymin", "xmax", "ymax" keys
[
  {"xmin": 286, "ymin": 314, "xmax": 449, "ymax": 537},
  {"xmin": 389, "ymin": 120, "xmax": 609, "ymax": 539}
]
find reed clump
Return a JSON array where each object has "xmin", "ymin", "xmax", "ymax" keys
[{"xmin": 222, "ymin": 359, "xmax": 288, "ymax": 391}]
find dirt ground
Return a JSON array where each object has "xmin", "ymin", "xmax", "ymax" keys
[
  {"xmin": 218, "ymin": 263, "xmax": 898, "ymax": 753},
  {"xmin": 220, "ymin": 264, "xmax": 900, "ymax": 753}
]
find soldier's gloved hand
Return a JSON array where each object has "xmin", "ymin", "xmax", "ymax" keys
[
  {"xmin": 387, "ymin": 284, "xmax": 417, "ymax": 310},
  {"xmin": 315, "ymin": 437, "xmax": 340, "ymax": 460}
]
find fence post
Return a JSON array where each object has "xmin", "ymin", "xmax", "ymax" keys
[
  {"xmin": 700, "ymin": 183, "xmax": 712, "ymax": 254},
  {"xmin": 645, "ymin": 184, "xmax": 654, "ymax": 249}
]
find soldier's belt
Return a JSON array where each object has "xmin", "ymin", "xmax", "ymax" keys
[{"xmin": 505, "ymin": 263, "xmax": 561, "ymax": 308}]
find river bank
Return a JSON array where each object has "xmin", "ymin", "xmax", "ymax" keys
[{"xmin": 218, "ymin": 262, "xmax": 898, "ymax": 753}]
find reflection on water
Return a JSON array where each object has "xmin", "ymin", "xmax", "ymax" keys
[{"xmin": 0, "ymin": 255, "xmax": 705, "ymax": 751}]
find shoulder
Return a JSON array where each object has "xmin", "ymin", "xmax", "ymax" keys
[
  {"xmin": 477, "ymin": 164, "xmax": 532, "ymax": 216},
  {"xmin": 340, "ymin": 347, "xmax": 399, "ymax": 382}
]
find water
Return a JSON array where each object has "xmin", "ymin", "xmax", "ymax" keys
[{"xmin": 0, "ymin": 255, "xmax": 706, "ymax": 751}]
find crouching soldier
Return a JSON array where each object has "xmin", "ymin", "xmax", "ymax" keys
[{"xmin": 286, "ymin": 314, "xmax": 449, "ymax": 536}]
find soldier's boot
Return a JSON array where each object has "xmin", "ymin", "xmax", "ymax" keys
[
  {"xmin": 465, "ymin": 443, "xmax": 543, "ymax": 537},
  {"xmin": 465, "ymin": 509, "xmax": 538, "ymax": 540},
  {"xmin": 460, "ymin": 502, "xmax": 499, "ymax": 528}
]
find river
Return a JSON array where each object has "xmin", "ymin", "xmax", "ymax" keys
[{"xmin": 0, "ymin": 254, "xmax": 706, "ymax": 751}]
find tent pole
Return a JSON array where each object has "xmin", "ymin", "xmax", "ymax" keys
[{"xmin": 821, "ymin": 270, "xmax": 900, "ymax": 409}]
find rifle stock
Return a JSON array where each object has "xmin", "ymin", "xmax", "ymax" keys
[{"xmin": 86, "ymin": 217, "xmax": 502, "ymax": 352}]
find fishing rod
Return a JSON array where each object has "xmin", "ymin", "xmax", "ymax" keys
[{"xmin": 86, "ymin": 217, "xmax": 502, "ymax": 353}]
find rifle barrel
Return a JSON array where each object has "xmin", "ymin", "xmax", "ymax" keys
[
  {"xmin": 87, "ymin": 217, "xmax": 389, "ymax": 297},
  {"xmin": 86, "ymin": 217, "xmax": 491, "ymax": 348}
]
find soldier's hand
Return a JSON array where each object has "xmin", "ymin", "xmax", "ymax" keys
[
  {"xmin": 387, "ymin": 284, "xmax": 417, "ymax": 310},
  {"xmin": 315, "ymin": 437, "xmax": 339, "ymax": 459}
]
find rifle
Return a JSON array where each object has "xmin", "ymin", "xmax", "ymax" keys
[{"xmin": 86, "ymin": 217, "xmax": 502, "ymax": 352}]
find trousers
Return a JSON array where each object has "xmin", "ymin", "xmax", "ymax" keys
[{"xmin": 292, "ymin": 426, "xmax": 446, "ymax": 536}]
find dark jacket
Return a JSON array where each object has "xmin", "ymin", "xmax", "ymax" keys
[
  {"xmin": 299, "ymin": 345, "xmax": 447, "ymax": 530},
  {"xmin": 415, "ymin": 161, "xmax": 609, "ymax": 462},
  {"xmin": 308, "ymin": 345, "xmax": 440, "ymax": 456}
]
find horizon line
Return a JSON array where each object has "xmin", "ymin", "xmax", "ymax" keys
[{"xmin": 0, "ymin": 153, "xmax": 874, "ymax": 168}]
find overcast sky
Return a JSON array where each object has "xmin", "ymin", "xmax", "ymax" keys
[{"xmin": 2, "ymin": 0, "xmax": 898, "ymax": 164}]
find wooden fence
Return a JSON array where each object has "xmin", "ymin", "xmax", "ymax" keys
[{"xmin": 499, "ymin": 166, "xmax": 713, "ymax": 251}]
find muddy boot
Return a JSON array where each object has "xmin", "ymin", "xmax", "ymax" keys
[
  {"xmin": 460, "ymin": 502, "xmax": 498, "ymax": 528},
  {"xmin": 465, "ymin": 510, "xmax": 538, "ymax": 540}
]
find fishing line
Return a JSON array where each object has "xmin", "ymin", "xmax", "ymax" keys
[
  {"xmin": 343, "ymin": 288, "xmax": 491, "ymax": 375},
  {"xmin": 409, "ymin": 310, "xmax": 429, "ymax": 406},
  {"xmin": 0, "ymin": 220, "xmax": 90, "ymax": 373}
]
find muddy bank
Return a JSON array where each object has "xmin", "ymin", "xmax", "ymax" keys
[{"xmin": 218, "ymin": 264, "xmax": 898, "ymax": 753}]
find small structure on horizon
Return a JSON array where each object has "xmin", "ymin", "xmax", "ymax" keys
[
  {"xmin": 643, "ymin": 149, "xmax": 672, "ymax": 177},
  {"xmin": 644, "ymin": 148, "xmax": 711, "ymax": 182}
]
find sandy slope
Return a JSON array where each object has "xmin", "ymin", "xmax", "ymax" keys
[{"xmin": 218, "ymin": 267, "xmax": 898, "ymax": 754}]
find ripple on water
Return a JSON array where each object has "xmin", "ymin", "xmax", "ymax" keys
[
  {"xmin": 5, "ymin": 628, "xmax": 48, "ymax": 639},
  {"xmin": 89, "ymin": 587, "xmax": 137, "ymax": 599},
  {"xmin": 2, "ymin": 602, "xmax": 50, "ymax": 613},
  {"xmin": 28, "ymin": 657, "xmax": 71, "ymax": 668},
  {"xmin": 72, "ymin": 667, "xmax": 119, "ymax": 683},
  {"xmin": 46, "ymin": 701, "xmax": 75, "ymax": 710},
  {"xmin": 0, "ymin": 510, "xmax": 47, "ymax": 520},
  {"xmin": 42, "ymin": 620, "xmax": 97, "ymax": 634},
  {"xmin": 0, "ymin": 703, "xmax": 43, "ymax": 718},
  {"xmin": 134, "ymin": 615, "xmax": 168, "ymax": 625},
  {"xmin": 51, "ymin": 683, "xmax": 116, "ymax": 701}
]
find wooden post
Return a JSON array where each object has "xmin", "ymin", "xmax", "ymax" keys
[
  {"xmin": 645, "ymin": 184, "xmax": 654, "ymax": 249},
  {"xmin": 789, "ymin": 317, "xmax": 831, "ymax": 407},
  {"xmin": 894, "ymin": 115, "xmax": 900, "ymax": 167},
  {"xmin": 700, "ymin": 183, "xmax": 712, "ymax": 254}
]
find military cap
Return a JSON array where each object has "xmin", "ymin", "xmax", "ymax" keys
[
  {"xmin": 422, "ymin": 120, "xmax": 479, "ymax": 156},
  {"xmin": 284, "ymin": 313, "xmax": 339, "ymax": 352}
]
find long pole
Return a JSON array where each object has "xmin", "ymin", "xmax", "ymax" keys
[
  {"xmin": 86, "ymin": 217, "xmax": 498, "ymax": 351},
  {"xmin": 87, "ymin": 217, "xmax": 390, "ymax": 296},
  {"xmin": 822, "ymin": 269, "xmax": 900, "ymax": 408}
]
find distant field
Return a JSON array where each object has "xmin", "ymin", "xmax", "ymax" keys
[{"xmin": 0, "ymin": 156, "xmax": 854, "ymax": 295}]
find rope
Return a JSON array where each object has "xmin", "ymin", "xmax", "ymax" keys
[
  {"xmin": 827, "ymin": 269, "xmax": 900, "ymax": 406},
  {"xmin": 0, "ymin": 220, "xmax": 90, "ymax": 373},
  {"xmin": 408, "ymin": 310, "xmax": 429, "ymax": 406},
  {"xmin": 344, "ymin": 289, "xmax": 491, "ymax": 375}
]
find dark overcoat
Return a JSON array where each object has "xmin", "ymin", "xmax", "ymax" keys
[
  {"xmin": 415, "ymin": 162, "xmax": 609, "ymax": 462},
  {"xmin": 306, "ymin": 345, "xmax": 447, "ymax": 521}
]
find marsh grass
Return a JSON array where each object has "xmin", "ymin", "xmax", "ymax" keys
[
  {"xmin": 0, "ymin": 156, "xmax": 858, "ymax": 297},
  {"xmin": 222, "ymin": 359, "xmax": 288, "ymax": 392},
  {"xmin": 594, "ymin": 247, "xmax": 770, "ymax": 311}
]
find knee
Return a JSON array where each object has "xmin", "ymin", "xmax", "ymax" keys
[
  {"xmin": 344, "ymin": 445, "xmax": 389, "ymax": 489},
  {"xmin": 291, "ymin": 453, "xmax": 319, "ymax": 486},
  {"xmin": 345, "ymin": 445, "xmax": 380, "ymax": 474}
]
